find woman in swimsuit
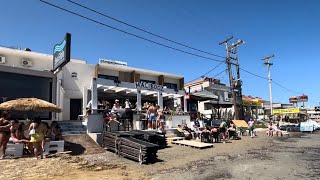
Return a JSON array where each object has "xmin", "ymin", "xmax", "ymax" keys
[
  {"xmin": 29, "ymin": 117, "xmax": 47, "ymax": 159},
  {"xmin": 0, "ymin": 111, "xmax": 11, "ymax": 159}
]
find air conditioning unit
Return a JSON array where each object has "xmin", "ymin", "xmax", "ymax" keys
[
  {"xmin": 21, "ymin": 59, "xmax": 33, "ymax": 67},
  {"xmin": 0, "ymin": 56, "xmax": 6, "ymax": 64}
]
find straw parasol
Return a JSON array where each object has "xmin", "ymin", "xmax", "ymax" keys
[{"xmin": 0, "ymin": 98, "xmax": 61, "ymax": 113}]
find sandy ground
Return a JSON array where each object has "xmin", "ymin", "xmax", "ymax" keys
[{"xmin": 1, "ymin": 131, "xmax": 320, "ymax": 180}]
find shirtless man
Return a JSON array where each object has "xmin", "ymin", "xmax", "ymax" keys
[
  {"xmin": 0, "ymin": 111, "xmax": 11, "ymax": 159},
  {"xmin": 147, "ymin": 103, "xmax": 157, "ymax": 129}
]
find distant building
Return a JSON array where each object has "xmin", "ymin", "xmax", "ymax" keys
[{"xmin": 184, "ymin": 77, "xmax": 233, "ymax": 119}]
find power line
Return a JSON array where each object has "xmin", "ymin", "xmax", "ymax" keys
[
  {"xmin": 240, "ymin": 68, "xmax": 268, "ymax": 80},
  {"xmin": 240, "ymin": 67, "xmax": 304, "ymax": 95},
  {"xmin": 185, "ymin": 61, "xmax": 224, "ymax": 83},
  {"xmin": 39, "ymin": 0, "xmax": 224, "ymax": 63},
  {"xmin": 272, "ymin": 80, "xmax": 304, "ymax": 95},
  {"xmin": 212, "ymin": 68, "xmax": 227, "ymax": 78},
  {"xmin": 65, "ymin": 0, "xmax": 225, "ymax": 59}
]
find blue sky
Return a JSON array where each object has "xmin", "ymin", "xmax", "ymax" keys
[{"xmin": 1, "ymin": 0, "xmax": 320, "ymax": 106}]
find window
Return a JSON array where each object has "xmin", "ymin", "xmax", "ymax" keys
[
  {"xmin": 71, "ymin": 72, "xmax": 77, "ymax": 78},
  {"xmin": 98, "ymin": 74, "xmax": 118, "ymax": 81},
  {"xmin": 140, "ymin": 79, "xmax": 155, "ymax": 84},
  {"xmin": 164, "ymin": 82, "xmax": 178, "ymax": 90}
]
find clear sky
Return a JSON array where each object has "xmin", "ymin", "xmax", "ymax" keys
[{"xmin": 1, "ymin": 0, "xmax": 319, "ymax": 106}]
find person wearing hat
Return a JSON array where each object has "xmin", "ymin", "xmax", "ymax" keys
[{"xmin": 111, "ymin": 99, "xmax": 122, "ymax": 113}]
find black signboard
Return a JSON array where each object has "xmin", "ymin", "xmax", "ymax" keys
[{"xmin": 52, "ymin": 33, "xmax": 71, "ymax": 72}]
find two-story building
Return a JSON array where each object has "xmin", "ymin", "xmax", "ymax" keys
[
  {"xmin": 184, "ymin": 77, "xmax": 233, "ymax": 119},
  {"xmin": 0, "ymin": 46, "xmax": 186, "ymax": 121}
]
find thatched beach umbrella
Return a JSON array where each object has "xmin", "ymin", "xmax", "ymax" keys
[{"xmin": 0, "ymin": 98, "xmax": 61, "ymax": 113}]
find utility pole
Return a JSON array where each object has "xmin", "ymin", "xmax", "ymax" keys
[
  {"xmin": 262, "ymin": 54, "xmax": 275, "ymax": 119},
  {"xmin": 233, "ymin": 48, "xmax": 244, "ymax": 120},
  {"xmin": 219, "ymin": 37, "xmax": 245, "ymax": 120}
]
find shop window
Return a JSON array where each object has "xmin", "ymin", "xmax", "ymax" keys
[
  {"xmin": 98, "ymin": 74, "xmax": 118, "ymax": 81},
  {"xmin": 140, "ymin": 79, "xmax": 155, "ymax": 84},
  {"xmin": 164, "ymin": 82, "xmax": 178, "ymax": 90}
]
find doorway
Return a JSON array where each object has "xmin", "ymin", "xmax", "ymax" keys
[{"xmin": 70, "ymin": 99, "xmax": 82, "ymax": 120}]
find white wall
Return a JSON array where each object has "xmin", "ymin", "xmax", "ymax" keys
[
  {"xmin": 0, "ymin": 47, "xmax": 52, "ymax": 71},
  {"xmin": 59, "ymin": 61, "xmax": 95, "ymax": 120}
]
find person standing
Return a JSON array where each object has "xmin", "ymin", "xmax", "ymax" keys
[
  {"xmin": 147, "ymin": 104, "xmax": 157, "ymax": 129},
  {"xmin": 29, "ymin": 117, "xmax": 47, "ymax": 159},
  {"xmin": 0, "ymin": 111, "xmax": 11, "ymax": 159},
  {"xmin": 248, "ymin": 118, "xmax": 255, "ymax": 138},
  {"xmin": 219, "ymin": 120, "xmax": 227, "ymax": 143}
]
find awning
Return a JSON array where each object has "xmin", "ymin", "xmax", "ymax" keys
[
  {"xmin": 202, "ymin": 99, "xmax": 233, "ymax": 108},
  {"xmin": 190, "ymin": 90, "xmax": 218, "ymax": 101}
]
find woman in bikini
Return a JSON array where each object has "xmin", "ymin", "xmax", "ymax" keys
[
  {"xmin": 0, "ymin": 111, "xmax": 11, "ymax": 159},
  {"xmin": 29, "ymin": 117, "xmax": 47, "ymax": 159}
]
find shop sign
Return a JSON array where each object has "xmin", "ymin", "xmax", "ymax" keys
[
  {"xmin": 53, "ymin": 33, "xmax": 71, "ymax": 72},
  {"xmin": 189, "ymin": 84, "xmax": 203, "ymax": 93},
  {"xmin": 289, "ymin": 96, "xmax": 298, "ymax": 103},
  {"xmin": 272, "ymin": 108, "xmax": 300, "ymax": 114},
  {"xmin": 297, "ymin": 95, "xmax": 308, "ymax": 102},
  {"xmin": 99, "ymin": 59, "xmax": 128, "ymax": 66},
  {"xmin": 135, "ymin": 81, "xmax": 163, "ymax": 91}
]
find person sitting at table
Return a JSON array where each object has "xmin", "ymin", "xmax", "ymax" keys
[
  {"xmin": 201, "ymin": 126, "xmax": 211, "ymax": 143},
  {"xmin": 210, "ymin": 127, "xmax": 220, "ymax": 143},
  {"xmin": 267, "ymin": 122, "xmax": 273, "ymax": 137},
  {"xmin": 273, "ymin": 123, "xmax": 283, "ymax": 137},
  {"xmin": 9, "ymin": 120, "xmax": 33, "ymax": 154},
  {"xmin": 177, "ymin": 125, "xmax": 184, "ymax": 137},
  {"xmin": 228, "ymin": 123, "xmax": 238, "ymax": 139},
  {"xmin": 182, "ymin": 124, "xmax": 193, "ymax": 140}
]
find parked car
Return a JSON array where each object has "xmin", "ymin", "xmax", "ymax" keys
[{"xmin": 280, "ymin": 124, "xmax": 300, "ymax": 132}]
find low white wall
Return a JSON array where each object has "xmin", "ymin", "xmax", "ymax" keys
[{"xmin": 170, "ymin": 115, "xmax": 190, "ymax": 128}]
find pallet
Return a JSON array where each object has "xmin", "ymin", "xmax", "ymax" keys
[
  {"xmin": 171, "ymin": 140, "xmax": 213, "ymax": 149},
  {"xmin": 166, "ymin": 137, "xmax": 184, "ymax": 144}
]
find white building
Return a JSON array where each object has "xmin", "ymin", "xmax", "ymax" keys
[{"xmin": 0, "ymin": 46, "xmax": 186, "ymax": 121}]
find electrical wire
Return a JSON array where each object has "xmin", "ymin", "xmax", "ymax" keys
[
  {"xmin": 65, "ymin": 0, "xmax": 225, "ymax": 59},
  {"xmin": 240, "ymin": 67, "xmax": 305, "ymax": 95},
  {"xmin": 185, "ymin": 61, "xmax": 224, "ymax": 84},
  {"xmin": 39, "ymin": 0, "xmax": 224, "ymax": 63},
  {"xmin": 239, "ymin": 68, "xmax": 268, "ymax": 80},
  {"xmin": 272, "ymin": 80, "xmax": 304, "ymax": 95}
]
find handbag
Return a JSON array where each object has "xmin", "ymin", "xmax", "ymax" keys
[{"xmin": 29, "ymin": 128, "xmax": 36, "ymax": 135}]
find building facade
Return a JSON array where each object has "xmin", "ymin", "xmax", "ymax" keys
[{"xmin": 0, "ymin": 47, "xmax": 185, "ymax": 120}]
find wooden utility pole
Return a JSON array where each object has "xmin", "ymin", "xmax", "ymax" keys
[{"xmin": 219, "ymin": 37, "xmax": 245, "ymax": 120}]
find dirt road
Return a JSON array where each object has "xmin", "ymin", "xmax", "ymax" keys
[{"xmin": 1, "ymin": 131, "xmax": 319, "ymax": 180}]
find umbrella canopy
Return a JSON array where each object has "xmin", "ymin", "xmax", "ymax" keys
[{"xmin": 0, "ymin": 98, "xmax": 61, "ymax": 113}]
